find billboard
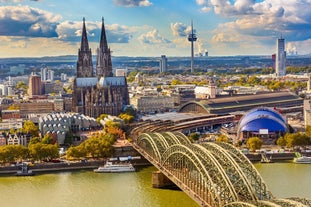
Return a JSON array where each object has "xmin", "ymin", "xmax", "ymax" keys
[{"xmin": 259, "ymin": 129, "xmax": 269, "ymax": 134}]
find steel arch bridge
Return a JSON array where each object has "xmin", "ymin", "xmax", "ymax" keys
[{"xmin": 132, "ymin": 132, "xmax": 311, "ymax": 207}]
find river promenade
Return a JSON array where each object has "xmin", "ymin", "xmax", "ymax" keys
[
  {"xmin": 0, "ymin": 158, "xmax": 151, "ymax": 175},
  {"xmin": 1, "ymin": 142, "xmax": 310, "ymax": 176}
]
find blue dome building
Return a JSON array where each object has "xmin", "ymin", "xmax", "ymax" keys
[{"xmin": 238, "ymin": 107, "xmax": 288, "ymax": 144}]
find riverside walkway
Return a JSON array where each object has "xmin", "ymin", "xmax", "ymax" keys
[{"xmin": 132, "ymin": 131, "xmax": 311, "ymax": 207}]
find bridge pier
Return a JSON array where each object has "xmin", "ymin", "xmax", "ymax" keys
[{"xmin": 152, "ymin": 171, "xmax": 175, "ymax": 188}]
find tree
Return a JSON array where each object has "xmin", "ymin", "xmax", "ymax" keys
[
  {"xmin": 171, "ymin": 79, "xmax": 182, "ymax": 85},
  {"xmin": 29, "ymin": 137, "xmax": 41, "ymax": 145},
  {"xmin": 16, "ymin": 81, "xmax": 28, "ymax": 92},
  {"xmin": 29, "ymin": 143, "xmax": 59, "ymax": 162},
  {"xmin": 66, "ymin": 132, "xmax": 115, "ymax": 159},
  {"xmin": 246, "ymin": 137, "xmax": 263, "ymax": 152},
  {"xmin": 281, "ymin": 133, "xmax": 310, "ymax": 149},
  {"xmin": 22, "ymin": 120, "xmax": 39, "ymax": 137},
  {"xmin": 42, "ymin": 133, "xmax": 54, "ymax": 144},
  {"xmin": 0, "ymin": 145, "xmax": 29, "ymax": 164},
  {"xmin": 189, "ymin": 132, "xmax": 200, "ymax": 142},
  {"xmin": 119, "ymin": 113, "xmax": 134, "ymax": 124},
  {"xmin": 216, "ymin": 134, "xmax": 229, "ymax": 143},
  {"xmin": 66, "ymin": 145, "xmax": 86, "ymax": 159},
  {"xmin": 305, "ymin": 125, "xmax": 311, "ymax": 137},
  {"xmin": 276, "ymin": 137, "xmax": 286, "ymax": 147},
  {"xmin": 7, "ymin": 104, "xmax": 20, "ymax": 110},
  {"xmin": 123, "ymin": 106, "xmax": 136, "ymax": 117},
  {"xmin": 96, "ymin": 114, "xmax": 109, "ymax": 123}
]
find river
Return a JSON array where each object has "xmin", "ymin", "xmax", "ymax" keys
[{"xmin": 0, "ymin": 162, "xmax": 310, "ymax": 207}]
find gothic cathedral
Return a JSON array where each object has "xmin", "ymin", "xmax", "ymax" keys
[{"xmin": 72, "ymin": 18, "xmax": 130, "ymax": 118}]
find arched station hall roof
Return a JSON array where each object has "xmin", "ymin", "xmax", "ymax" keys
[{"xmin": 178, "ymin": 91, "xmax": 303, "ymax": 115}]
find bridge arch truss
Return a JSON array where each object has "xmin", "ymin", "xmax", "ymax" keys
[{"xmin": 134, "ymin": 132, "xmax": 311, "ymax": 207}]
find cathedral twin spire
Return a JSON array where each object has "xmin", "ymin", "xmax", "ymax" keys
[{"xmin": 77, "ymin": 17, "xmax": 112, "ymax": 78}]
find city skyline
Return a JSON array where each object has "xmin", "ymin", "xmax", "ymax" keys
[{"xmin": 0, "ymin": 0, "xmax": 310, "ymax": 58}]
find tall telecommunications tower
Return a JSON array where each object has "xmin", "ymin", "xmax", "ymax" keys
[{"xmin": 188, "ymin": 20, "xmax": 197, "ymax": 73}]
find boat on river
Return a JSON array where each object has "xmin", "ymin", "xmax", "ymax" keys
[
  {"xmin": 94, "ymin": 161, "xmax": 135, "ymax": 173},
  {"xmin": 293, "ymin": 152, "xmax": 311, "ymax": 164}
]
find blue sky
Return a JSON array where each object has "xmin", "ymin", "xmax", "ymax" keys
[{"xmin": 0, "ymin": 0, "xmax": 310, "ymax": 57}]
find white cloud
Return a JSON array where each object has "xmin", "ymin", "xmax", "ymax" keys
[
  {"xmin": 0, "ymin": 5, "xmax": 61, "ymax": 37},
  {"xmin": 138, "ymin": 29, "xmax": 171, "ymax": 44},
  {"xmin": 195, "ymin": 0, "xmax": 311, "ymax": 55},
  {"xmin": 170, "ymin": 22, "xmax": 192, "ymax": 37},
  {"xmin": 113, "ymin": 0, "xmax": 152, "ymax": 7}
]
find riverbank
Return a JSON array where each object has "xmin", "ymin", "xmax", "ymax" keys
[
  {"xmin": 246, "ymin": 151, "xmax": 311, "ymax": 162},
  {"xmin": 0, "ymin": 158, "xmax": 151, "ymax": 176},
  {"xmin": 1, "ymin": 145, "xmax": 310, "ymax": 176}
]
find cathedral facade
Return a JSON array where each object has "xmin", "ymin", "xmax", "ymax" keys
[{"xmin": 72, "ymin": 18, "xmax": 129, "ymax": 118}]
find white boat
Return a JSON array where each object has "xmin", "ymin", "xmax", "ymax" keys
[
  {"xmin": 94, "ymin": 161, "xmax": 135, "ymax": 173},
  {"xmin": 293, "ymin": 156, "xmax": 311, "ymax": 164}
]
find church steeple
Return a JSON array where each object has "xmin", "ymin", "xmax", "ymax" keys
[
  {"xmin": 96, "ymin": 17, "xmax": 113, "ymax": 77},
  {"xmin": 80, "ymin": 17, "xmax": 90, "ymax": 51},
  {"xmin": 100, "ymin": 17, "xmax": 108, "ymax": 51},
  {"xmin": 77, "ymin": 17, "xmax": 94, "ymax": 78}
]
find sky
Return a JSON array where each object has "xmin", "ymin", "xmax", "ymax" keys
[{"xmin": 0, "ymin": 0, "xmax": 311, "ymax": 58}]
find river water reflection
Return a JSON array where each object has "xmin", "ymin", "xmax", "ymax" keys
[{"xmin": 0, "ymin": 162, "xmax": 310, "ymax": 207}]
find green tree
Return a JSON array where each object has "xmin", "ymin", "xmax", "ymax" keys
[
  {"xmin": 119, "ymin": 113, "xmax": 134, "ymax": 124},
  {"xmin": 105, "ymin": 120, "xmax": 121, "ymax": 129},
  {"xmin": 96, "ymin": 114, "xmax": 109, "ymax": 123},
  {"xmin": 66, "ymin": 145, "xmax": 86, "ymax": 159},
  {"xmin": 22, "ymin": 120, "xmax": 39, "ymax": 137},
  {"xmin": 189, "ymin": 132, "xmax": 200, "ymax": 142},
  {"xmin": 276, "ymin": 137, "xmax": 286, "ymax": 147},
  {"xmin": 171, "ymin": 79, "xmax": 182, "ymax": 85},
  {"xmin": 305, "ymin": 125, "xmax": 311, "ymax": 137},
  {"xmin": 29, "ymin": 137, "xmax": 41, "ymax": 145},
  {"xmin": 0, "ymin": 145, "xmax": 29, "ymax": 164},
  {"xmin": 7, "ymin": 104, "xmax": 20, "ymax": 110},
  {"xmin": 216, "ymin": 134, "xmax": 229, "ymax": 143},
  {"xmin": 246, "ymin": 137, "xmax": 263, "ymax": 152},
  {"xmin": 123, "ymin": 106, "xmax": 136, "ymax": 117},
  {"xmin": 29, "ymin": 143, "xmax": 59, "ymax": 162},
  {"xmin": 42, "ymin": 134, "xmax": 53, "ymax": 144},
  {"xmin": 16, "ymin": 81, "xmax": 28, "ymax": 92},
  {"xmin": 66, "ymin": 132, "xmax": 115, "ymax": 159}
]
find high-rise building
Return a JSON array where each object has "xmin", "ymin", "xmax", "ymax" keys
[
  {"xmin": 60, "ymin": 73, "xmax": 67, "ymax": 81},
  {"xmin": 47, "ymin": 69, "xmax": 54, "ymax": 81},
  {"xmin": 28, "ymin": 72, "xmax": 42, "ymax": 98},
  {"xmin": 159, "ymin": 55, "xmax": 167, "ymax": 73},
  {"xmin": 41, "ymin": 67, "xmax": 47, "ymax": 81},
  {"xmin": 72, "ymin": 18, "xmax": 129, "ymax": 118},
  {"xmin": 276, "ymin": 37, "xmax": 286, "ymax": 77}
]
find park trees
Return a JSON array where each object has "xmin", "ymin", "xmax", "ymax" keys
[
  {"xmin": 0, "ymin": 145, "xmax": 29, "ymax": 164},
  {"xmin": 277, "ymin": 133, "xmax": 311, "ymax": 149},
  {"xmin": 66, "ymin": 131, "xmax": 115, "ymax": 160},
  {"xmin": 28, "ymin": 142, "xmax": 59, "ymax": 162},
  {"xmin": 246, "ymin": 137, "xmax": 263, "ymax": 152}
]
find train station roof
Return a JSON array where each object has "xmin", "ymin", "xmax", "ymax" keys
[{"xmin": 178, "ymin": 91, "xmax": 302, "ymax": 115}]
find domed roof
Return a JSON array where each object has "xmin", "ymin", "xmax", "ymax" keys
[{"xmin": 238, "ymin": 107, "xmax": 288, "ymax": 133}]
